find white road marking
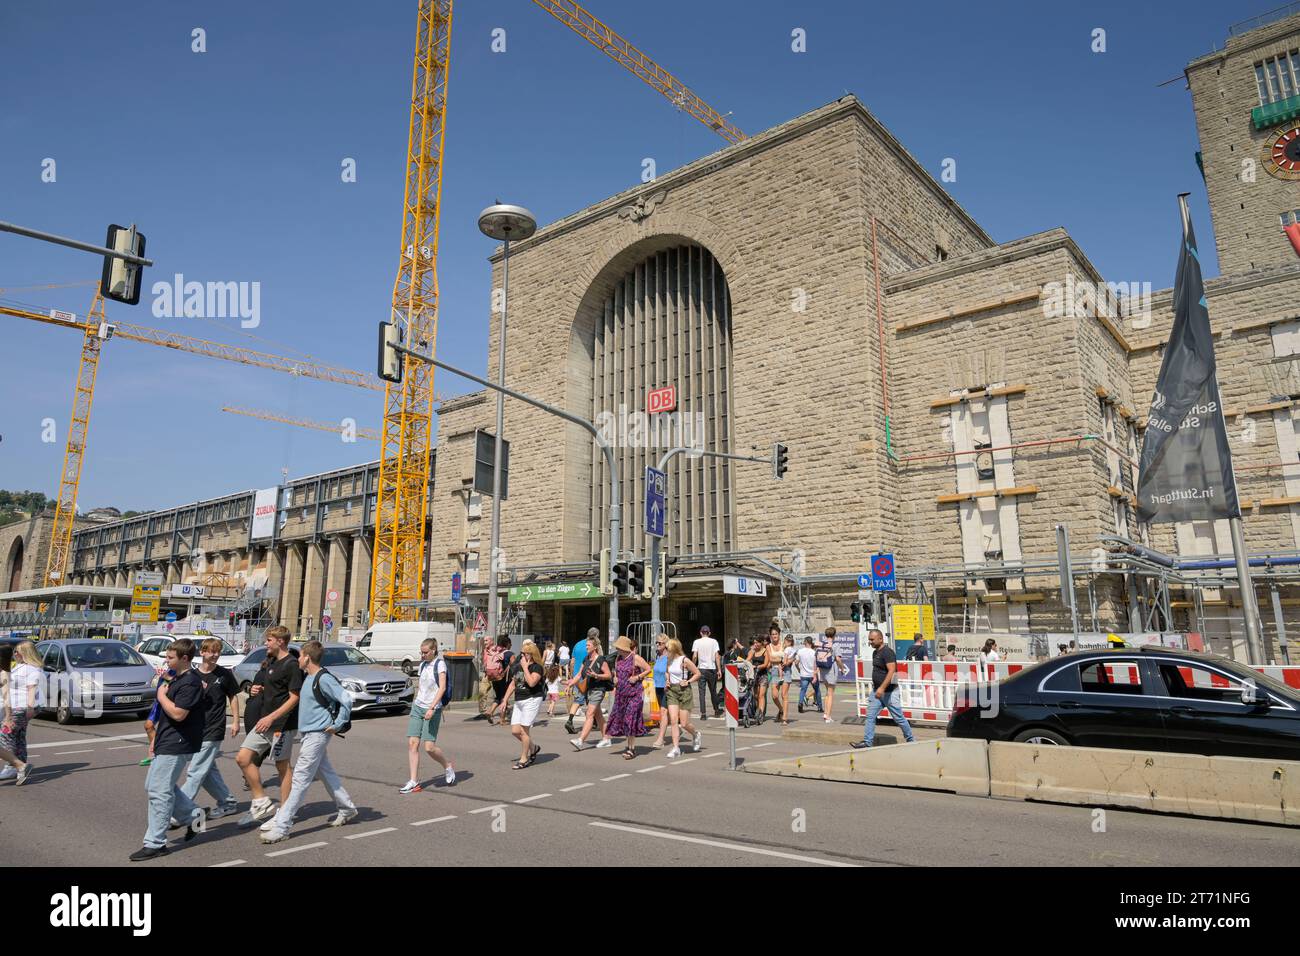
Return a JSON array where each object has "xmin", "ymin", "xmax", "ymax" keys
[
  {"xmin": 411, "ymin": 815, "xmax": 457, "ymax": 827},
  {"xmin": 636, "ymin": 765, "xmax": 666, "ymax": 773},
  {"xmin": 514, "ymin": 793, "xmax": 551, "ymax": 804},
  {"xmin": 601, "ymin": 773, "xmax": 630, "ymax": 782},
  {"xmin": 735, "ymin": 746, "xmax": 752, "ymax": 752},
  {"xmin": 210, "ymin": 859, "xmax": 247, "ymax": 867},
  {"xmin": 560, "ymin": 782, "xmax": 594, "ymax": 793},
  {"xmin": 469, "ymin": 804, "xmax": 506, "ymax": 815},
  {"xmin": 345, "ymin": 827, "xmax": 397, "ymax": 840},
  {"xmin": 53, "ymin": 749, "xmax": 93, "ymax": 756},
  {"xmin": 264, "ymin": 841, "xmax": 329, "ymax": 858},
  {"xmin": 698, "ymin": 752, "xmax": 726, "ymax": 759},
  {"xmin": 589, "ymin": 822, "xmax": 857, "ymax": 867},
  {"xmin": 108, "ymin": 744, "xmax": 143, "ymax": 750},
  {"xmin": 671, "ymin": 757, "xmax": 697, "ymax": 764},
  {"xmin": 752, "ymin": 742, "xmax": 776, "ymax": 748},
  {"xmin": 28, "ymin": 733, "xmax": 147, "ymax": 750}
]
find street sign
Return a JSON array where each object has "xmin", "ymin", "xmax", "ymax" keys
[
  {"xmin": 327, "ymin": 588, "xmax": 340, "ymax": 605},
  {"xmin": 134, "ymin": 570, "xmax": 163, "ymax": 587},
  {"xmin": 857, "ymin": 573, "xmax": 872, "ymax": 590},
  {"xmin": 130, "ymin": 583, "xmax": 161, "ymax": 623},
  {"xmin": 648, "ymin": 385, "xmax": 677, "ymax": 414},
  {"xmin": 871, "ymin": 553, "xmax": 896, "ymax": 592},
  {"xmin": 171, "ymin": 583, "xmax": 205, "ymax": 599},
  {"xmin": 507, "ymin": 582, "xmax": 601, "ymax": 602},
  {"xmin": 473, "ymin": 610, "xmax": 487, "ymax": 631},
  {"xmin": 451, "ymin": 572, "xmax": 462, "ymax": 603},
  {"xmin": 723, "ymin": 575, "xmax": 768, "ymax": 597},
  {"xmin": 890, "ymin": 604, "xmax": 935, "ymax": 644},
  {"xmin": 645, "ymin": 466, "xmax": 666, "ymax": 538},
  {"xmin": 323, "ymin": 613, "xmax": 333, "ymax": 632},
  {"xmin": 473, "ymin": 429, "xmax": 510, "ymax": 500},
  {"xmin": 165, "ymin": 611, "xmax": 177, "ymax": 623}
]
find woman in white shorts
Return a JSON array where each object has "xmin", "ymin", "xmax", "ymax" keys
[{"xmin": 500, "ymin": 640, "xmax": 546, "ymax": 769}]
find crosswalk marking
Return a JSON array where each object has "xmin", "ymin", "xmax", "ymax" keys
[
  {"xmin": 411, "ymin": 815, "xmax": 457, "ymax": 826},
  {"xmin": 515, "ymin": 793, "xmax": 551, "ymax": 804},
  {"xmin": 589, "ymin": 822, "xmax": 856, "ymax": 867},
  {"xmin": 264, "ymin": 841, "xmax": 329, "ymax": 858},
  {"xmin": 560, "ymin": 782, "xmax": 594, "ymax": 792},
  {"xmin": 345, "ymin": 827, "xmax": 397, "ymax": 840}
]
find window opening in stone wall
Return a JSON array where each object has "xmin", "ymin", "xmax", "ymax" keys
[
  {"xmin": 1281, "ymin": 210, "xmax": 1300, "ymax": 226},
  {"xmin": 1256, "ymin": 50, "xmax": 1300, "ymax": 104}
]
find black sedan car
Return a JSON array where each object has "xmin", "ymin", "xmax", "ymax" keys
[{"xmin": 946, "ymin": 647, "xmax": 1300, "ymax": 760}]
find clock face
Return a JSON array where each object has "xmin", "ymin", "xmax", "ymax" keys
[{"xmin": 1263, "ymin": 124, "xmax": 1300, "ymax": 180}]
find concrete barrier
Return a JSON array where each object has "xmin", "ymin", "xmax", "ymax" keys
[
  {"xmin": 743, "ymin": 738, "xmax": 992, "ymax": 796},
  {"xmin": 988, "ymin": 742, "xmax": 1300, "ymax": 826}
]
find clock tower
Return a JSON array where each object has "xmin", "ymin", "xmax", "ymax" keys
[{"xmin": 1187, "ymin": 9, "xmax": 1300, "ymax": 275}]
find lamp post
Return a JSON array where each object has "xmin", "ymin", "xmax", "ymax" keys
[{"xmin": 477, "ymin": 203, "xmax": 536, "ymax": 645}]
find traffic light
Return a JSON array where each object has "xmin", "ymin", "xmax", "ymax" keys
[
  {"xmin": 378, "ymin": 321, "xmax": 403, "ymax": 383},
  {"xmin": 228, "ymin": 612, "xmax": 237, "ymax": 628},
  {"xmin": 599, "ymin": 547, "xmax": 613, "ymax": 595},
  {"xmin": 628, "ymin": 560, "xmax": 645, "ymax": 597},
  {"xmin": 773, "ymin": 442, "xmax": 789, "ymax": 480},
  {"xmin": 100, "ymin": 223, "xmax": 147, "ymax": 305},
  {"xmin": 612, "ymin": 561, "xmax": 630, "ymax": 595},
  {"xmin": 657, "ymin": 554, "xmax": 680, "ymax": 598},
  {"xmin": 850, "ymin": 601, "xmax": 862, "ymax": 623}
]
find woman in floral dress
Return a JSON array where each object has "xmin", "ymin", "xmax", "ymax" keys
[{"xmin": 604, "ymin": 636, "xmax": 652, "ymax": 760}]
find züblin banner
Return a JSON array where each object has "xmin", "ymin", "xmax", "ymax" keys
[{"xmin": 1136, "ymin": 209, "xmax": 1241, "ymax": 524}]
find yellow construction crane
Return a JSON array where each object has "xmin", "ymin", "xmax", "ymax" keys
[
  {"xmin": 1, "ymin": 297, "xmax": 389, "ymax": 586},
  {"xmin": 221, "ymin": 405, "xmax": 382, "ymax": 441},
  {"xmin": 370, "ymin": 0, "xmax": 453, "ymax": 625},
  {"xmin": 531, "ymin": 0, "xmax": 745, "ymax": 144}
]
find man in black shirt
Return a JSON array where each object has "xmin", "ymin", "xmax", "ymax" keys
[
  {"xmin": 130, "ymin": 639, "xmax": 205, "ymax": 861},
  {"xmin": 905, "ymin": 633, "xmax": 929, "ymax": 661},
  {"xmin": 234, "ymin": 626, "xmax": 304, "ymax": 827},
  {"xmin": 851, "ymin": 628, "xmax": 916, "ymax": 750},
  {"xmin": 177, "ymin": 637, "xmax": 241, "ymax": 820}
]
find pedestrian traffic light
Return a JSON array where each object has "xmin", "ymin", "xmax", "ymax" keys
[
  {"xmin": 850, "ymin": 601, "xmax": 862, "ymax": 623},
  {"xmin": 228, "ymin": 612, "xmax": 237, "ymax": 628},
  {"xmin": 378, "ymin": 321, "xmax": 403, "ymax": 384},
  {"xmin": 773, "ymin": 442, "xmax": 789, "ymax": 480},
  {"xmin": 612, "ymin": 561, "xmax": 630, "ymax": 595},
  {"xmin": 99, "ymin": 223, "xmax": 147, "ymax": 305},
  {"xmin": 628, "ymin": 560, "xmax": 645, "ymax": 597},
  {"xmin": 599, "ymin": 547, "xmax": 613, "ymax": 595}
]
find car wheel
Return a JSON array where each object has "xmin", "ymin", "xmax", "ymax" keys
[
  {"xmin": 401, "ymin": 659, "xmax": 416, "ymax": 676},
  {"xmin": 1013, "ymin": 728, "xmax": 1069, "ymax": 746},
  {"xmin": 56, "ymin": 704, "xmax": 76, "ymax": 725}
]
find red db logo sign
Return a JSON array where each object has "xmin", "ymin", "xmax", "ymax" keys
[{"xmin": 648, "ymin": 385, "xmax": 677, "ymax": 414}]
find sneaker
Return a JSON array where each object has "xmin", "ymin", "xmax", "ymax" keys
[
  {"xmin": 595, "ymin": 738, "xmax": 613, "ymax": 749},
  {"xmin": 570, "ymin": 739, "xmax": 588, "ymax": 751},
  {"xmin": 14, "ymin": 762, "xmax": 32, "ymax": 786},
  {"xmin": 169, "ymin": 816, "xmax": 181, "ymax": 829},
  {"xmin": 259, "ymin": 828, "xmax": 290, "ymax": 845},
  {"xmin": 239, "ymin": 798, "xmax": 276, "ymax": 826},
  {"xmin": 208, "ymin": 800, "xmax": 239, "ymax": 820},
  {"xmin": 399, "ymin": 780, "xmax": 422, "ymax": 794},
  {"xmin": 329, "ymin": 807, "xmax": 359, "ymax": 828},
  {"xmin": 0, "ymin": 766, "xmax": 16, "ymax": 781},
  {"xmin": 259, "ymin": 818, "xmax": 278, "ymax": 832},
  {"xmin": 692, "ymin": 730, "xmax": 703, "ymax": 752},
  {"xmin": 139, "ymin": 757, "xmax": 152, "ymax": 767},
  {"xmin": 444, "ymin": 767, "xmax": 456, "ymax": 786},
  {"xmin": 128, "ymin": 845, "xmax": 169, "ymax": 861},
  {"xmin": 666, "ymin": 747, "xmax": 681, "ymax": 759},
  {"xmin": 797, "ymin": 703, "xmax": 804, "ymax": 714},
  {"xmin": 564, "ymin": 720, "xmax": 576, "ymax": 735},
  {"xmin": 850, "ymin": 741, "xmax": 871, "ymax": 750},
  {"xmin": 823, "ymin": 716, "xmax": 834, "ymax": 724}
]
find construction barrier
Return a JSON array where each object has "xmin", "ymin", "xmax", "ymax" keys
[{"xmin": 855, "ymin": 658, "xmax": 1300, "ymax": 726}]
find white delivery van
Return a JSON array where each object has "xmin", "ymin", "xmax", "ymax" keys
[{"xmin": 357, "ymin": 621, "xmax": 455, "ymax": 674}]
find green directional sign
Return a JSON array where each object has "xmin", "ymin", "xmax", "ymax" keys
[{"xmin": 508, "ymin": 582, "xmax": 601, "ymax": 602}]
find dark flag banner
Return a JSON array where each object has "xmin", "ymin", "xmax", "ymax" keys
[{"xmin": 1136, "ymin": 208, "xmax": 1241, "ymax": 524}]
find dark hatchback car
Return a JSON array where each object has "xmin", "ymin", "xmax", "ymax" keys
[{"xmin": 947, "ymin": 647, "xmax": 1300, "ymax": 761}]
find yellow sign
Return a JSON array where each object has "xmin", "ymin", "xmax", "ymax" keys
[
  {"xmin": 131, "ymin": 584, "xmax": 161, "ymax": 624},
  {"xmin": 890, "ymin": 604, "xmax": 935, "ymax": 644}
]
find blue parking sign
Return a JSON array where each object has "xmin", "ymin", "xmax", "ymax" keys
[{"xmin": 870, "ymin": 553, "xmax": 896, "ymax": 592}]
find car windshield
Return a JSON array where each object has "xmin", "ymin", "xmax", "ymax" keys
[
  {"xmin": 64, "ymin": 642, "xmax": 146, "ymax": 668},
  {"xmin": 321, "ymin": 646, "xmax": 374, "ymax": 667}
]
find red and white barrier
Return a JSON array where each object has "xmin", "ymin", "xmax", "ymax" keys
[
  {"xmin": 855, "ymin": 658, "xmax": 1300, "ymax": 725},
  {"xmin": 725, "ymin": 663, "xmax": 739, "ymax": 729}
]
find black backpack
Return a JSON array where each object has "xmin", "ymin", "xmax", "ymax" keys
[{"xmin": 312, "ymin": 668, "xmax": 351, "ymax": 737}]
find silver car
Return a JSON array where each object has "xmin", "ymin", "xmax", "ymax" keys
[
  {"xmin": 35, "ymin": 639, "xmax": 158, "ymax": 725},
  {"xmin": 233, "ymin": 642, "xmax": 412, "ymax": 714}
]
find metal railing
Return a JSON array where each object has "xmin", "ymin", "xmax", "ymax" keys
[{"xmin": 1229, "ymin": 2, "xmax": 1300, "ymax": 36}]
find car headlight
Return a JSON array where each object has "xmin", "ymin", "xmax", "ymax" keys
[
  {"xmin": 77, "ymin": 676, "xmax": 100, "ymax": 702},
  {"xmin": 342, "ymin": 679, "xmax": 364, "ymax": 694}
]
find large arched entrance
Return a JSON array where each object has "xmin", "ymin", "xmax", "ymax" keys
[
  {"xmin": 569, "ymin": 239, "xmax": 735, "ymax": 558},
  {"xmin": 5, "ymin": 535, "xmax": 23, "ymax": 593}
]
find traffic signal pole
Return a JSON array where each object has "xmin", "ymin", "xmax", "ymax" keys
[
  {"xmin": 648, "ymin": 445, "xmax": 782, "ymax": 637},
  {"xmin": 390, "ymin": 340, "xmax": 623, "ymax": 646}
]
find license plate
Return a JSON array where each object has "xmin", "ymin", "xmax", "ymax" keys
[
  {"xmin": 113, "ymin": 695, "xmax": 143, "ymax": 705},
  {"xmin": 377, "ymin": 695, "xmax": 398, "ymax": 704}
]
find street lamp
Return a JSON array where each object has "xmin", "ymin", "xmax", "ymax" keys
[{"xmin": 478, "ymin": 202, "xmax": 536, "ymax": 646}]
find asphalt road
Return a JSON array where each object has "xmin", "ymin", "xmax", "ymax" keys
[{"xmin": 7, "ymin": 703, "xmax": 1300, "ymax": 868}]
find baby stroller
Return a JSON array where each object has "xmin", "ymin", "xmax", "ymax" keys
[{"xmin": 736, "ymin": 659, "xmax": 763, "ymax": 728}]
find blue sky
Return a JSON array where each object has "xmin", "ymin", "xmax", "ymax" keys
[{"xmin": 0, "ymin": 0, "xmax": 1266, "ymax": 510}]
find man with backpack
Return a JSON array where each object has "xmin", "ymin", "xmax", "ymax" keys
[
  {"xmin": 482, "ymin": 636, "xmax": 513, "ymax": 726},
  {"xmin": 400, "ymin": 638, "xmax": 456, "ymax": 793},
  {"xmin": 259, "ymin": 640, "xmax": 358, "ymax": 844}
]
